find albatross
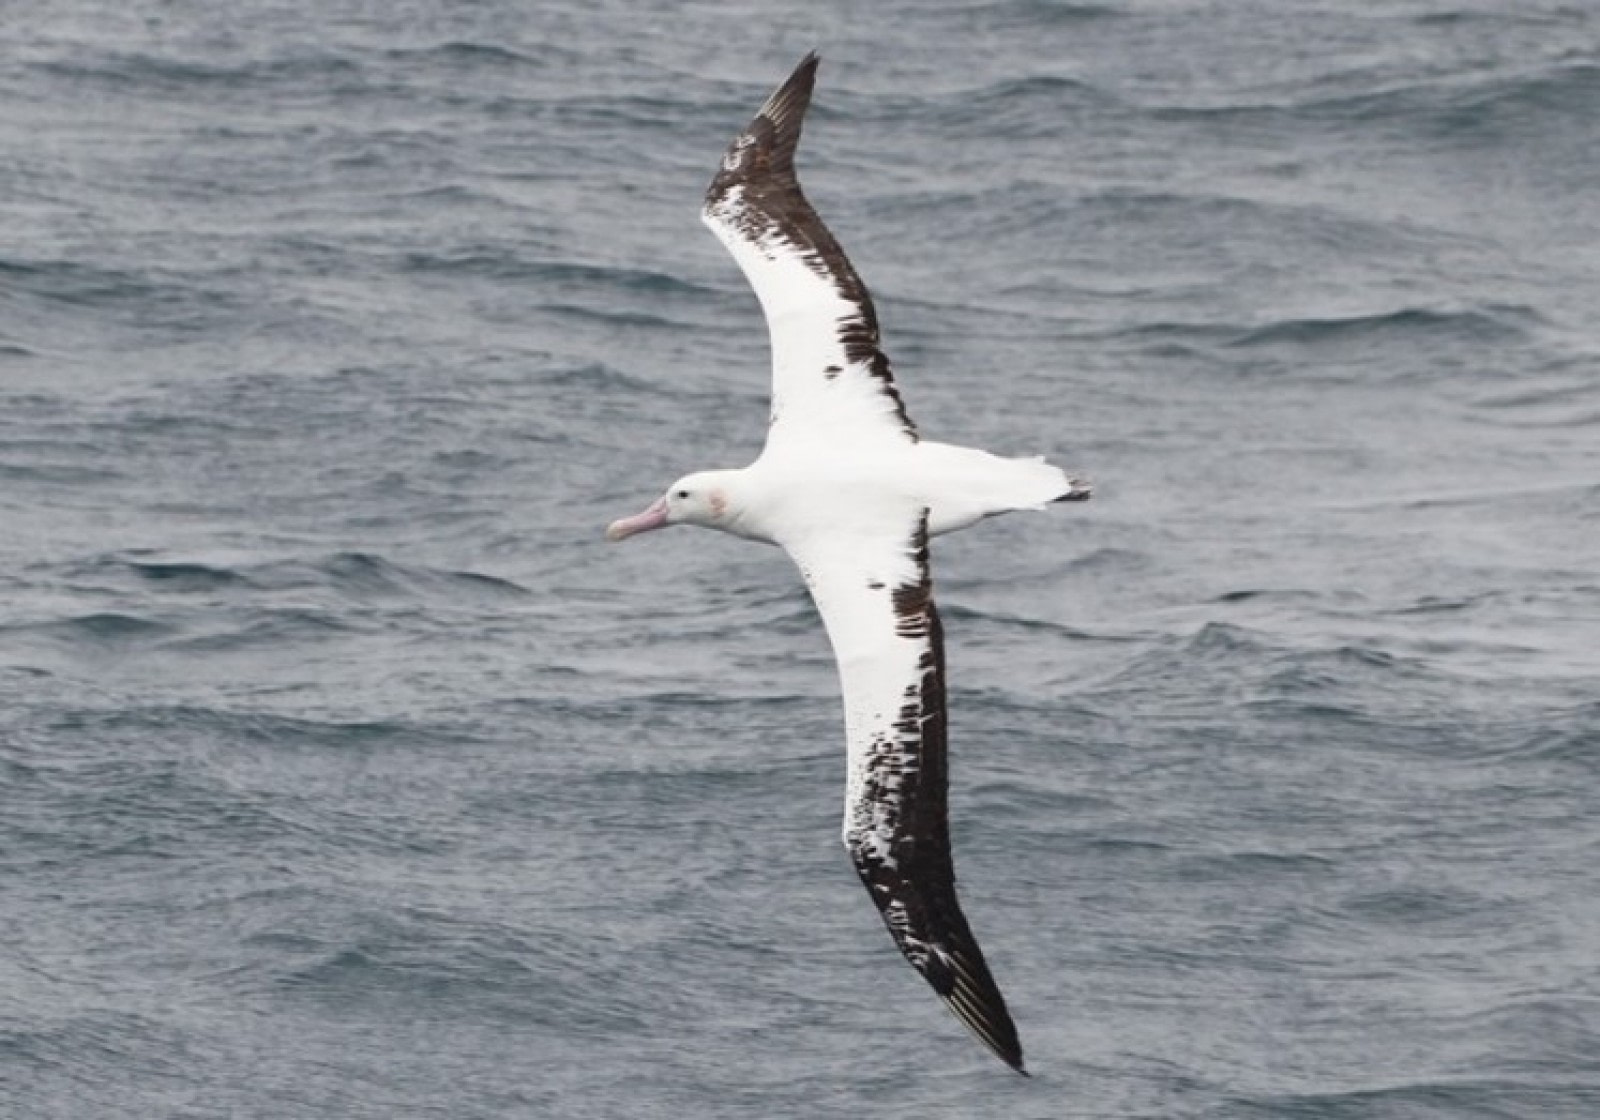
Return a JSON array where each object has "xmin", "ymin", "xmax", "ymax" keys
[{"xmin": 606, "ymin": 53, "xmax": 1090, "ymax": 1075}]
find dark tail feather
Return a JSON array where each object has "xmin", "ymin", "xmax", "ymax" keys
[{"xmin": 1054, "ymin": 475, "xmax": 1092, "ymax": 502}]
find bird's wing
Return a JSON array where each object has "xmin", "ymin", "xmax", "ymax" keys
[
  {"xmin": 701, "ymin": 53, "xmax": 917, "ymax": 451},
  {"xmin": 782, "ymin": 508, "xmax": 1026, "ymax": 1074}
]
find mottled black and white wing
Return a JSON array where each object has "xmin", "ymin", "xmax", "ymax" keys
[
  {"xmin": 785, "ymin": 509, "xmax": 1026, "ymax": 1074},
  {"xmin": 702, "ymin": 53, "xmax": 916, "ymax": 450}
]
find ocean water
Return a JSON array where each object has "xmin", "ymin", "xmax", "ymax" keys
[{"xmin": 3, "ymin": 1, "xmax": 1598, "ymax": 1116}]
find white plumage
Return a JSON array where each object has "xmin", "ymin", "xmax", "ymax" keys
[{"xmin": 606, "ymin": 53, "xmax": 1090, "ymax": 1075}]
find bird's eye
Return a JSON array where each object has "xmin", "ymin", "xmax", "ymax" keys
[{"xmin": 676, "ymin": 489, "xmax": 690, "ymax": 499}]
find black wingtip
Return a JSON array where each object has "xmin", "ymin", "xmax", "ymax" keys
[
  {"xmin": 944, "ymin": 993, "xmax": 1028, "ymax": 1075},
  {"xmin": 932, "ymin": 947, "xmax": 1027, "ymax": 1075},
  {"xmin": 757, "ymin": 51, "xmax": 821, "ymax": 132}
]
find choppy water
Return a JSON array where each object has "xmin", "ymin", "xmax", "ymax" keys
[{"xmin": 4, "ymin": 2, "xmax": 1599, "ymax": 1117}]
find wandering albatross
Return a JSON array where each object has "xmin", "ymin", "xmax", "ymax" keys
[{"xmin": 606, "ymin": 53, "xmax": 1090, "ymax": 1075}]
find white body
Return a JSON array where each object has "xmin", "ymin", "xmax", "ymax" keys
[{"xmin": 721, "ymin": 440, "xmax": 1077, "ymax": 545}]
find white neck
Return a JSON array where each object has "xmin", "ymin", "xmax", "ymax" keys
[{"xmin": 690, "ymin": 466, "xmax": 779, "ymax": 544}]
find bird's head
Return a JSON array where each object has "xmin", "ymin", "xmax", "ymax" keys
[{"xmin": 605, "ymin": 471, "xmax": 737, "ymax": 541}]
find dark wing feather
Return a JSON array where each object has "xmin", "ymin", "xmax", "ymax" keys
[
  {"xmin": 701, "ymin": 53, "xmax": 916, "ymax": 445},
  {"xmin": 792, "ymin": 511, "xmax": 1027, "ymax": 1075}
]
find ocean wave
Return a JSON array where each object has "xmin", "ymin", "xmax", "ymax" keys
[
  {"xmin": 395, "ymin": 252, "xmax": 715, "ymax": 301},
  {"xmin": 1, "ymin": 256, "xmax": 172, "ymax": 310},
  {"xmin": 33, "ymin": 48, "xmax": 361, "ymax": 95},
  {"xmin": 1491, "ymin": 704, "xmax": 1600, "ymax": 769},
  {"xmin": 57, "ymin": 550, "xmax": 528, "ymax": 604},
  {"xmin": 939, "ymin": 602, "xmax": 1132, "ymax": 643},
  {"xmin": 922, "ymin": 74, "xmax": 1114, "ymax": 137},
  {"xmin": 966, "ymin": 0, "xmax": 1122, "ymax": 27},
  {"xmin": 1225, "ymin": 306, "xmax": 1538, "ymax": 348},
  {"xmin": 1469, "ymin": 362, "xmax": 1600, "ymax": 428},
  {"xmin": 378, "ymin": 41, "xmax": 543, "ymax": 70},
  {"xmin": 3, "ymin": 612, "xmax": 175, "ymax": 648},
  {"xmin": 33, "ymin": 703, "xmax": 451, "ymax": 754},
  {"xmin": 105, "ymin": 559, "xmax": 252, "ymax": 591},
  {"xmin": 1152, "ymin": 61, "xmax": 1600, "ymax": 143},
  {"xmin": 1237, "ymin": 1078, "xmax": 1573, "ymax": 1119}
]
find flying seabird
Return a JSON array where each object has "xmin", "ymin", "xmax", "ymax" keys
[{"xmin": 606, "ymin": 53, "xmax": 1090, "ymax": 1075}]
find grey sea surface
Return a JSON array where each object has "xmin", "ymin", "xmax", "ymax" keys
[{"xmin": 4, "ymin": 1, "xmax": 1599, "ymax": 1117}]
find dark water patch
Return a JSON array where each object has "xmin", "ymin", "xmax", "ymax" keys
[
  {"xmin": 1489, "ymin": 705, "xmax": 1600, "ymax": 770},
  {"xmin": 273, "ymin": 919, "xmax": 649, "ymax": 1032},
  {"xmin": 4, "ymin": 277, "xmax": 256, "ymax": 351},
  {"xmin": 1227, "ymin": 306, "xmax": 1536, "ymax": 350},
  {"xmin": 380, "ymin": 40, "xmax": 540, "ymax": 70},
  {"xmin": 1, "ymin": 256, "xmax": 181, "ymax": 312},
  {"xmin": 919, "ymin": 74, "xmax": 1115, "ymax": 138},
  {"xmin": 1100, "ymin": 318, "xmax": 1248, "ymax": 353},
  {"xmin": 59, "ymin": 556, "xmax": 255, "ymax": 593},
  {"xmin": 961, "ymin": 0, "xmax": 1123, "ymax": 27},
  {"xmin": 1233, "ymin": 1078, "xmax": 1589, "ymax": 1119},
  {"xmin": 1213, "ymin": 587, "xmax": 1323, "ymax": 606},
  {"xmin": 967, "ymin": 776, "xmax": 1115, "ymax": 819},
  {"xmin": 398, "ymin": 246, "xmax": 547, "ymax": 281},
  {"xmin": 1079, "ymin": 836, "xmax": 1175, "ymax": 859},
  {"xmin": 536, "ymin": 360, "xmax": 695, "ymax": 401},
  {"xmin": 1056, "ymin": 546, "xmax": 1154, "ymax": 574},
  {"xmin": 33, "ymin": 47, "xmax": 363, "ymax": 97},
  {"xmin": 383, "ymin": 181, "xmax": 507, "ymax": 210},
  {"xmin": 0, "ymin": 1009, "xmax": 198, "ymax": 1083},
  {"xmin": 123, "ymin": 560, "xmax": 247, "ymax": 590},
  {"xmin": 7, "ymin": 758, "xmax": 315, "ymax": 860},
  {"xmin": 1388, "ymin": 593, "xmax": 1487, "ymax": 615},
  {"xmin": 429, "ymin": 446, "xmax": 509, "ymax": 476},
  {"xmin": 30, "ymin": 704, "xmax": 456, "ymax": 758},
  {"xmin": 3, "ymin": 612, "xmax": 175, "ymax": 649},
  {"xmin": 1175, "ymin": 848, "xmax": 1338, "ymax": 883},
  {"xmin": 158, "ymin": 607, "xmax": 353, "ymax": 651},
  {"xmin": 628, "ymin": 689, "xmax": 816, "ymax": 710},
  {"xmin": 1338, "ymin": 883, "xmax": 1495, "ymax": 927},
  {"xmin": 528, "ymin": 260, "xmax": 719, "ymax": 299},
  {"xmin": 1185, "ymin": 621, "xmax": 1270, "ymax": 656},
  {"xmin": 0, "ymin": 458, "xmax": 125, "ymax": 486},
  {"xmin": 1251, "ymin": 643, "xmax": 1445, "ymax": 720},
  {"xmin": 1375, "ymin": 480, "xmax": 1600, "ymax": 515},
  {"xmin": 1408, "ymin": 7, "xmax": 1591, "ymax": 28},
  {"xmin": 1429, "ymin": 62, "xmax": 1600, "ymax": 139},
  {"xmin": 1469, "ymin": 366, "xmax": 1600, "ymax": 428},
  {"xmin": 1084, "ymin": 621, "xmax": 1276, "ymax": 702},
  {"xmin": 939, "ymin": 602, "xmax": 1126, "ymax": 642},
  {"xmin": 475, "ymin": 90, "xmax": 702, "ymax": 138},
  {"xmin": 235, "ymin": 551, "xmax": 525, "ymax": 604},
  {"xmin": 535, "ymin": 300, "xmax": 688, "ymax": 331},
  {"xmin": 309, "ymin": 551, "xmax": 416, "ymax": 598},
  {"xmin": 957, "ymin": 73, "xmax": 1108, "ymax": 106},
  {"xmin": 436, "ymin": 568, "xmax": 528, "ymax": 598},
  {"xmin": 578, "ymin": 752, "xmax": 834, "ymax": 812},
  {"xmin": 1153, "ymin": 61, "xmax": 1600, "ymax": 146},
  {"xmin": 1457, "ymin": 997, "xmax": 1600, "ymax": 1071},
  {"xmin": 396, "ymin": 251, "xmax": 712, "ymax": 296}
]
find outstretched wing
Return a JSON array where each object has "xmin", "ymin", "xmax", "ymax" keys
[
  {"xmin": 784, "ymin": 509, "xmax": 1026, "ymax": 1074},
  {"xmin": 701, "ymin": 53, "xmax": 916, "ymax": 450}
]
